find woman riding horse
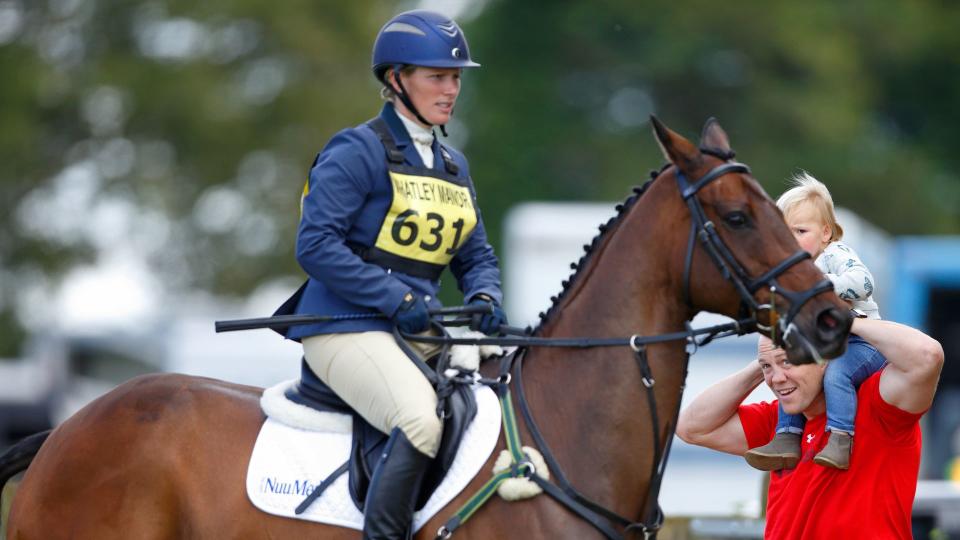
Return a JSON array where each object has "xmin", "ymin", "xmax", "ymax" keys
[{"xmin": 272, "ymin": 10, "xmax": 507, "ymax": 539}]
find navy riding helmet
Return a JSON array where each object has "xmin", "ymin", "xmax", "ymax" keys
[
  {"xmin": 372, "ymin": 10, "xmax": 480, "ymax": 82},
  {"xmin": 372, "ymin": 10, "xmax": 480, "ymax": 131}
]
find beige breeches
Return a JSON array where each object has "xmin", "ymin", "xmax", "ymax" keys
[{"xmin": 302, "ymin": 331, "xmax": 442, "ymax": 457}]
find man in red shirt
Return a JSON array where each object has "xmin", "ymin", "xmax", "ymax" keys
[{"xmin": 676, "ymin": 318, "xmax": 943, "ymax": 539}]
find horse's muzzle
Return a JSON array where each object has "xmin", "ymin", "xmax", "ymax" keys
[
  {"xmin": 816, "ymin": 306, "xmax": 853, "ymax": 356},
  {"xmin": 780, "ymin": 306, "xmax": 852, "ymax": 365}
]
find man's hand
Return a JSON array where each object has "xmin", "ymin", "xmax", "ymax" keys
[{"xmin": 676, "ymin": 351, "xmax": 766, "ymax": 455}]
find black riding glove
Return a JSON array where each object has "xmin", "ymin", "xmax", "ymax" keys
[
  {"xmin": 392, "ymin": 292, "xmax": 430, "ymax": 334},
  {"xmin": 468, "ymin": 294, "xmax": 507, "ymax": 335}
]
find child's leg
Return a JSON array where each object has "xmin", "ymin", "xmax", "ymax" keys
[
  {"xmin": 775, "ymin": 401, "xmax": 806, "ymax": 435},
  {"xmin": 823, "ymin": 335, "xmax": 887, "ymax": 434}
]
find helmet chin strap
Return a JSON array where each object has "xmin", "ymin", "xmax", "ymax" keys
[{"xmin": 392, "ymin": 66, "xmax": 449, "ymax": 137}]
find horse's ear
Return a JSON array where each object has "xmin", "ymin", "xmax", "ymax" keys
[
  {"xmin": 700, "ymin": 117, "xmax": 731, "ymax": 153},
  {"xmin": 651, "ymin": 115, "xmax": 700, "ymax": 168}
]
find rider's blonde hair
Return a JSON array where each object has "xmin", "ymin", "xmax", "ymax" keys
[
  {"xmin": 776, "ymin": 172, "xmax": 843, "ymax": 242},
  {"xmin": 379, "ymin": 65, "xmax": 418, "ymax": 101}
]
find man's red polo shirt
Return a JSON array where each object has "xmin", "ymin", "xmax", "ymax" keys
[{"xmin": 738, "ymin": 371, "xmax": 923, "ymax": 539}]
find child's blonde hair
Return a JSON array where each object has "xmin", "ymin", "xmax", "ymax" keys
[{"xmin": 776, "ymin": 172, "xmax": 843, "ymax": 242}]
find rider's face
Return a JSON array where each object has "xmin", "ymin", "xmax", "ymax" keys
[
  {"xmin": 393, "ymin": 67, "xmax": 462, "ymax": 127},
  {"xmin": 757, "ymin": 336, "xmax": 826, "ymax": 415}
]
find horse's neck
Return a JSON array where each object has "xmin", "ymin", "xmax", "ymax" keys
[
  {"xmin": 538, "ymin": 182, "xmax": 689, "ymax": 343},
  {"xmin": 518, "ymin": 188, "xmax": 690, "ymax": 519}
]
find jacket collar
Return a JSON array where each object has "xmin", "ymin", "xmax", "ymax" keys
[
  {"xmin": 380, "ymin": 102, "xmax": 442, "ymax": 169},
  {"xmin": 380, "ymin": 102, "xmax": 413, "ymax": 149}
]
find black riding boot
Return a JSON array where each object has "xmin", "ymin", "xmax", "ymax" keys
[{"xmin": 363, "ymin": 428, "xmax": 432, "ymax": 540}]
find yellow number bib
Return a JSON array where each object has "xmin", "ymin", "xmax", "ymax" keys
[{"xmin": 373, "ymin": 170, "xmax": 477, "ymax": 266}]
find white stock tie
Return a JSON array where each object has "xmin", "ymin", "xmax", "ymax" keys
[{"xmin": 397, "ymin": 113, "xmax": 436, "ymax": 168}]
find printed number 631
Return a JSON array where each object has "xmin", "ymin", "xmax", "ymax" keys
[{"xmin": 391, "ymin": 209, "xmax": 465, "ymax": 254}]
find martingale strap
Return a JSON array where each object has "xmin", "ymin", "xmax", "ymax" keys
[
  {"xmin": 436, "ymin": 345, "xmax": 677, "ymax": 540},
  {"xmin": 437, "ymin": 385, "xmax": 545, "ymax": 539},
  {"xmin": 436, "ymin": 373, "xmax": 625, "ymax": 540},
  {"xmin": 514, "ymin": 352, "xmax": 635, "ymax": 533}
]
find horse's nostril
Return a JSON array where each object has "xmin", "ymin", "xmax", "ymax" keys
[
  {"xmin": 817, "ymin": 308, "xmax": 850, "ymax": 340},
  {"xmin": 819, "ymin": 310, "xmax": 839, "ymax": 330},
  {"xmin": 816, "ymin": 307, "xmax": 852, "ymax": 341}
]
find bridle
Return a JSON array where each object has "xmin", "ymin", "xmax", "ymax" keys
[{"xmin": 676, "ymin": 157, "xmax": 834, "ymax": 356}]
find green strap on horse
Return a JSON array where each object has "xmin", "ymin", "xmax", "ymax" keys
[
  {"xmin": 435, "ymin": 389, "xmax": 531, "ymax": 539},
  {"xmin": 436, "ymin": 382, "xmax": 628, "ymax": 540}
]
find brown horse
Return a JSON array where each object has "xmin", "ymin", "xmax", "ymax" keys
[{"xmin": 3, "ymin": 118, "xmax": 850, "ymax": 539}]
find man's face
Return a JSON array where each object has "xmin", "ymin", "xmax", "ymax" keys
[{"xmin": 757, "ymin": 336, "xmax": 826, "ymax": 415}]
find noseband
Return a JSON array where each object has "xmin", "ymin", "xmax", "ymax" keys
[{"xmin": 676, "ymin": 160, "xmax": 834, "ymax": 346}]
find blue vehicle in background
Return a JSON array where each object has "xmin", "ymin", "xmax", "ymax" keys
[
  {"xmin": 890, "ymin": 237, "xmax": 960, "ymax": 482},
  {"xmin": 890, "ymin": 238, "xmax": 960, "ymax": 539}
]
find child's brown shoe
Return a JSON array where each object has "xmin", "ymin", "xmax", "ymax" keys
[
  {"xmin": 813, "ymin": 430, "xmax": 852, "ymax": 470},
  {"xmin": 744, "ymin": 432, "xmax": 801, "ymax": 471}
]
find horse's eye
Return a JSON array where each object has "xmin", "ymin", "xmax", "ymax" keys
[{"xmin": 724, "ymin": 211, "xmax": 749, "ymax": 229}]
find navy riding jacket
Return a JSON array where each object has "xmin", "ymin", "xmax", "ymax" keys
[{"xmin": 277, "ymin": 103, "xmax": 502, "ymax": 339}]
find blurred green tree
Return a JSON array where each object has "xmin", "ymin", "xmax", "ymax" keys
[
  {"xmin": 464, "ymin": 0, "xmax": 960, "ymax": 269},
  {"xmin": 0, "ymin": 0, "xmax": 400, "ymax": 353}
]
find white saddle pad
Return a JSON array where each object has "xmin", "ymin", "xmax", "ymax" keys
[{"xmin": 246, "ymin": 383, "xmax": 502, "ymax": 532}]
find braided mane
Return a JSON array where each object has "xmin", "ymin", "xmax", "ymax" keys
[{"xmin": 530, "ymin": 164, "xmax": 670, "ymax": 334}]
